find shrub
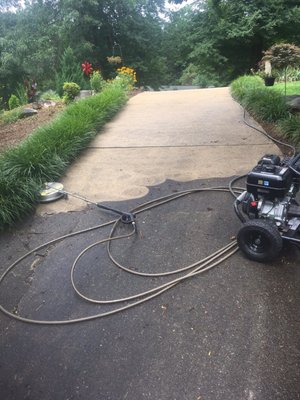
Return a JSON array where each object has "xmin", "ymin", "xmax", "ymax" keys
[
  {"xmin": 40, "ymin": 90, "xmax": 61, "ymax": 101},
  {"xmin": 15, "ymin": 83, "xmax": 28, "ymax": 105},
  {"xmin": 63, "ymin": 82, "xmax": 80, "ymax": 103},
  {"xmin": 55, "ymin": 47, "xmax": 85, "ymax": 96},
  {"xmin": 90, "ymin": 71, "xmax": 105, "ymax": 93},
  {"xmin": 193, "ymin": 73, "xmax": 223, "ymax": 88},
  {"xmin": 1, "ymin": 107, "xmax": 23, "ymax": 124},
  {"xmin": 8, "ymin": 94, "xmax": 20, "ymax": 110}
]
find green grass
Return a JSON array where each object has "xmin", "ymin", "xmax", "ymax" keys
[
  {"xmin": 0, "ymin": 83, "xmax": 128, "ymax": 228},
  {"xmin": 271, "ymin": 81, "xmax": 300, "ymax": 96},
  {"xmin": 230, "ymin": 75, "xmax": 300, "ymax": 150}
]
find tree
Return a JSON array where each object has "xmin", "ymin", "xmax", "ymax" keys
[{"xmin": 178, "ymin": 0, "xmax": 300, "ymax": 83}]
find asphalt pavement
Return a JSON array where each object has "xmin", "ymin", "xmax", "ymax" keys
[{"xmin": 1, "ymin": 88, "xmax": 300, "ymax": 400}]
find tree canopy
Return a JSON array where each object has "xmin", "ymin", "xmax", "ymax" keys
[{"xmin": 0, "ymin": 0, "xmax": 299, "ymax": 102}]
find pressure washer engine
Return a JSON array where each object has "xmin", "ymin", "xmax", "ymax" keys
[{"xmin": 234, "ymin": 153, "xmax": 300, "ymax": 262}]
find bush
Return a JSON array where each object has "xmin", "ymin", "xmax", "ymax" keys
[
  {"xmin": 230, "ymin": 76, "xmax": 264, "ymax": 103},
  {"xmin": 8, "ymin": 94, "xmax": 20, "ymax": 110},
  {"xmin": 193, "ymin": 73, "xmax": 223, "ymax": 88},
  {"xmin": 40, "ymin": 90, "xmax": 61, "ymax": 101},
  {"xmin": 55, "ymin": 47, "xmax": 85, "ymax": 96},
  {"xmin": 1, "ymin": 107, "xmax": 23, "ymax": 124},
  {"xmin": 0, "ymin": 84, "xmax": 128, "ymax": 228},
  {"xmin": 15, "ymin": 83, "xmax": 28, "ymax": 105},
  {"xmin": 63, "ymin": 82, "xmax": 80, "ymax": 103},
  {"xmin": 90, "ymin": 71, "xmax": 105, "ymax": 93}
]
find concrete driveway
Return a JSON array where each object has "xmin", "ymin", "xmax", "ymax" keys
[
  {"xmin": 1, "ymin": 88, "xmax": 300, "ymax": 400},
  {"xmin": 38, "ymin": 87, "xmax": 279, "ymax": 214}
]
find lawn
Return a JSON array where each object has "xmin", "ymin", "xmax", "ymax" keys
[{"xmin": 271, "ymin": 81, "xmax": 300, "ymax": 96}]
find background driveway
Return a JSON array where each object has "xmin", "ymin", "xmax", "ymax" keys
[{"xmin": 38, "ymin": 88, "xmax": 279, "ymax": 214}]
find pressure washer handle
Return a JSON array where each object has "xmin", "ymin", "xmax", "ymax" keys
[{"xmin": 287, "ymin": 153, "xmax": 300, "ymax": 176}]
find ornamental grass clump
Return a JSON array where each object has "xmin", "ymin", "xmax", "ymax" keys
[
  {"xmin": 230, "ymin": 75, "xmax": 264, "ymax": 105},
  {"xmin": 279, "ymin": 115, "xmax": 300, "ymax": 148},
  {"xmin": 0, "ymin": 84, "xmax": 128, "ymax": 229},
  {"xmin": 231, "ymin": 74, "xmax": 300, "ymax": 153},
  {"xmin": 242, "ymin": 88, "xmax": 289, "ymax": 122},
  {"xmin": 230, "ymin": 75, "xmax": 289, "ymax": 122}
]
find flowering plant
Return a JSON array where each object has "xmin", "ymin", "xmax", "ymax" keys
[
  {"xmin": 81, "ymin": 61, "xmax": 93, "ymax": 76},
  {"xmin": 116, "ymin": 66, "xmax": 137, "ymax": 90}
]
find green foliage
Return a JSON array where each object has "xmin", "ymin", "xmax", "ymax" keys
[
  {"xmin": 55, "ymin": 47, "xmax": 85, "ymax": 96},
  {"xmin": 271, "ymin": 81, "xmax": 300, "ymax": 96},
  {"xmin": 8, "ymin": 94, "xmax": 20, "ymax": 110},
  {"xmin": 15, "ymin": 83, "xmax": 28, "ymax": 105},
  {"xmin": 276, "ymin": 67, "xmax": 300, "ymax": 83},
  {"xmin": 263, "ymin": 43, "xmax": 300, "ymax": 70},
  {"xmin": 0, "ymin": 173, "xmax": 40, "ymax": 227},
  {"xmin": 243, "ymin": 89, "xmax": 289, "ymax": 122},
  {"xmin": 173, "ymin": 0, "xmax": 300, "ymax": 83},
  {"xmin": 193, "ymin": 72, "xmax": 223, "ymax": 88},
  {"xmin": 90, "ymin": 71, "xmax": 105, "ymax": 93},
  {"xmin": 1, "ymin": 0, "xmax": 300, "ymax": 98},
  {"xmin": 230, "ymin": 76, "xmax": 264, "ymax": 103},
  {"xmin": 231, "ymin": 75, "xmax": 300, "ymax": 150},
  {"xmin": 0, "ymin": 107, "xmax": 22, "ymax": 124},
  {"xmin": 179, "ymin": 64, "xmax": 198, "ymax": 85},
  {"xmin": 0, "ymin": 83, "xmax": 128, "ymax": 228},
  {"xmin": 279, "ymin": 115, "xmax": 300, "ymax": 148},
  {"xmin": 40, "ymin": 90, "xmax": 61, "ymax": 101},
  {"xmin": 62, "ymin": 82, "xmax": 80, "ymax": 103},
  {"xmin": 231, "ymin": 75, "xmax": 289, "ymax": 122}
]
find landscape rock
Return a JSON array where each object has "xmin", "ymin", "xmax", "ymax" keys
[
  {"xmin": 42, "ymin": 100, "xmax": 57, "ymax": 108},
  {"xmin": 286, "ymin": 95, "xmax": 300, "ymax": 111},
  {"xmin": 76, "ymin": 90, "xmax": 94, "ymax": 100},
  {"xmin": 20, "ymin": 108, "xmax": 38, "ymax": 118}
]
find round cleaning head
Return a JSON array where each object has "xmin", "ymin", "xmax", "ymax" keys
[{"xmin": 39, "ymin": 182, "xmax": 65, "ymax": 203}]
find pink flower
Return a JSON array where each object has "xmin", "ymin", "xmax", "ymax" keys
[{"xmin": 81, "ymin": 61, "xmax": 93, "ymax": 76}]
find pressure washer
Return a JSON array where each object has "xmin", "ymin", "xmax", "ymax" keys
[{"xmin": 234, "ymin": 153, "xmax": 300, "ymax": 262}]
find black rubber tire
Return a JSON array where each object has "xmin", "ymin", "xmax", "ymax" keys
[{"xmin": 237, "ymin": 219, "xmax": 283, "ymax": 262}]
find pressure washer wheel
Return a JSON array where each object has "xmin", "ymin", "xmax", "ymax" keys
[{"xmin": 237, "ymin": 219, "xmax": 283, "ymax": 262}]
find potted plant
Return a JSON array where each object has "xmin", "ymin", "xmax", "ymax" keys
[{"xmin": 263, "ymin": 73, "xmax": 276, "ymax": 87}]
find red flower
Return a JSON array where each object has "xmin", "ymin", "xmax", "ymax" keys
[{"xmin": 81, "ymin": 61, "xmax": 93, "ymax": 76}]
